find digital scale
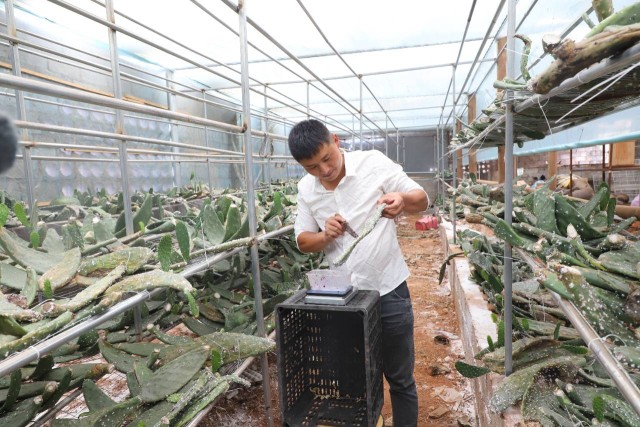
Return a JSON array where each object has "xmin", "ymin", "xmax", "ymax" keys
[{"xmin": 304, "ymin": 286, "xmax": 357, "ymax": 306}]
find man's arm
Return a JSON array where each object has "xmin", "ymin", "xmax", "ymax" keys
[
  {"xmin": 297, "ymin": 215, "xmax": 346, "ymax": 253},
  {"xmin": 378, "ymin": 189, "xmax": 428, "ymax": 219}
]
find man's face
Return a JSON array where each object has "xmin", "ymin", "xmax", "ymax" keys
[{"xmin": 298, "ymin": 137, "xmax": 344, "ymax": 183}]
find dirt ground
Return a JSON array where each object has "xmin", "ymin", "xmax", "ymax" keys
[{"xmin": 203, "ymin": 213, "xmax": 473, "ymax": 426}]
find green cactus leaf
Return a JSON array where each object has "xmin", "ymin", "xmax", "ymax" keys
[
  {"xmin": 223, "ymin": 205, "xmax": 242, "ymax": 242},
  {"xmin": 158, "ymin": 235, "xmax": 172, "ymax": 272},
  {"xmin": 0, "ymin": 396, "xmax": 43, "ymax": 426},
  {"xmin": 28, "ymin": 356, "xmax": 54, "ymax": 380},
  {"xmin": 13, "ymin": 203, "xmax": 29, "ymax": 227},
  {"xmin": 487, "ymin": 336, "xmax": 495, "ymax": 352},
  {"xmin": 497, "ymin": 320, "xmax": 505, "ymax": 348},
  {"xmin": 29, "ymin": 231, "xmax": 40, "ymax": 249},
  {"xmin": 175, "ymin": 220, "xmax": 191, "ymax": 262},
  {"xmin": 455, "ymin": 361, "xmax": 491, "ymax": 378},
  {"xmin": 82, "ymin": 379, "xmax": 116, "ymax": 412},
  {"xmin": 114, "ymin": 192, "xmax": 154, "ymax": 237},
  {"xmin": 553, "ymin": 321, "xmax": 562, "ymax": 340},
  {"xmin": 38, "ymin": 247, "xmax": 81, "ymax": 293},
  {"xmin": 211, "ymin": 350, "xmax": 223, "ymax": 372},
  {"xmin": 201, "ymin": 204, "xmax": 225, "ymax": 245},
  {"xmin": 43, "ymin": 279, "xmax": 53, "ymax": 299},
  {"xmin": 139, "ymin": 347, "xmax": 209, "ymax": 403},
  {"xmin": 0, "ymin": 204, "xmax": 9, "ymax": 228},
  {"xmin": 186, "ymin": 292, "xmax": 199, "ymax": 317},
  {"xmin": 0, "ymin": 369, "xmax": 22, "ymax": 413},
  {"xmin": 263, "ymin": 191, "xmax": 283, "ymax": 222},
  {"xmin": 0, "ymin": 228, "xmax": 64, "ymax": 274},
  {"xmin": 99, "ymin": 340, "xmax": 140, "ymax": 374},
  {"xmin": 593, "ymin": 395, "xmax": 606, "ymax": 422}
]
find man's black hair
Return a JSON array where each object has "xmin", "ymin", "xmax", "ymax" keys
[
  {"xmin": 532, "ymin": 176, "xmax": 538, "ymax": 181},
  {"xmin": 540, "ymin": 175, "xmax": 546, "ymax": 180},
  {"xmin": 288, "ymin": 119, "xmax": 332, "ymax": 161}
]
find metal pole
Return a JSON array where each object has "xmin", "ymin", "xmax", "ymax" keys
[
  {"xmin": 106, "ymin": 0, "xmax": 133, "ymax": 236},
  {"xmin": 359, "ymin": 75, "xmax": 363, "ymax": 151},
  {"xmin": 402, "ymin": 136, "xmax": 406, "ymax": 165},
  {"xmin": 203, "ymin": 91, "xmax": 214, "ymax": 190},
  {"xmin": 0, "ymin": 75, "xmax": 243, "ymax": 133},
  {"xmin": 238, "ymin": 2, "xmax": 274, "ymax": 425},
  {"xmin": 166, "ymin": 70, "xmax": 181, "ymax": 189},
  {"xmin": 6, "ymin": 0, "xmax": 36, "ymax": 226},
  {"xmin": 371, "ymin": 130, "xmax": 374, "ymax": 151},
  {"xmin": 451, "ymin": 65, "xmax": 457, "ymax": 244},
  {"xmin": 306, "ymin": 81, "xmax": 310, "ymax": 119},
  {"xmin": 264, "ymin": 84, "xmax": 272, "ymax": 193},
  {"xmin": 435, "ymin": 132, "xmax": 439, "ymax": 209},
  {"xmin": 385, "ymin": 116, "xmax": 388, "ymax": 157},
  {"xmin": 503, "ymin": 0, "xmax": 517, "ymax": 376}
]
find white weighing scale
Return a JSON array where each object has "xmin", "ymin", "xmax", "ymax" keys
[{"xmin": 304, "ymin": 269, "xmax": 357, "ymax": 306}]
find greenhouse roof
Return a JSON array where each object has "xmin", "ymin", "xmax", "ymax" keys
[{"xmin": 8, "ymin": 0, "xmax": 640, "ymax": 139}]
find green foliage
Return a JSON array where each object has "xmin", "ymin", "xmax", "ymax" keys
[
  {"xmin": 455, "ymin": 361, "xmax": 491, "ymax": 378},
  {"xmin": 553, "ymin": 321, "xmax": 562, "ymax": 340},
  {"xmin": 43, "ymin": 279, "xmax": 53, "ymax": 299},
  {"xmin": 13, "ymin": 202, "xmax": 29, "ymax": 227},
  {"xmin": 158, "ymin": 235, "xmax": 173, "ymax": 272},
  {"xmin": 593, "ymin": 395, "xmax": 605, "ymax": 422},
  {"xmin": 487, "ymin": 336, "xmax": 495, "ymax": 352},
  {"xmin": 0, "ymin": 204, "xmax": 9, "ymax": 228},
  {"xmin": 497, "ymin": 320, "xmax": 505, "ymax": 348},
  {"xmin": 185, "ymin": 292, "xmax": 199, "ymax": 318},
  {"xmin": 211, "ymin": 350, "xmax": 223, "ymax": 372},
  {"xmin": 29, "ymin": 231, "xmax": 40, "ymax": 249},
  {"xmin": 175, "ymin": 221, "xmax": 190, "ymax": 262},
  {"xmin": 560, "ymin": 344, "xmax": 588, "ymax": 355}
]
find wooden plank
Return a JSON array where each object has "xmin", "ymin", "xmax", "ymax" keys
[
  {"xmin": 611, "ymin": 141, "xmax": 636, "ymax": 166},
  {"xmin": 0, "ymin": 61, "xmax": 167, "ymax": 109},
  {"xmin": 548, "ymin": 151, "xmax": 558, "ymax": 189}
]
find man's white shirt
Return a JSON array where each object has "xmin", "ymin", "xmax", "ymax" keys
[{"xmin": 294, "ymin": 150, "xmax": 427, "ymax": 296}]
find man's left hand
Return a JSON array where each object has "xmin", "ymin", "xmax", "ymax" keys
[{"xmin": 378, "ymin": 192, "xmax": 405, "ymax": 218}]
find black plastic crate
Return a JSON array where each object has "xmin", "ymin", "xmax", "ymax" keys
[{"xmin": 276, "ymin": 290, "xmax": 382, "ymax": 427}]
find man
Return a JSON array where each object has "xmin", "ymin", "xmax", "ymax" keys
[
  {"xmin": 288, "ymin": 119, "xmax": 427, "ymax": 427},
  {"xmin": 0, "ymin": 114, "xmax": 18, "ymax": 174},
  {"xmin": 531, "ymin": 175, "xmax": 546, "ymax": 190}
]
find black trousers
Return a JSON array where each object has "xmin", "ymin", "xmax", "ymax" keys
[{"xmin": 380, "ymin": 281, "xmax": 418, "ymax": 427}]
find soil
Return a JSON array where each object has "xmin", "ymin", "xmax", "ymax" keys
[{"xmin": 203, "ymin": 213, "xmax": 473, "ymax": 426}]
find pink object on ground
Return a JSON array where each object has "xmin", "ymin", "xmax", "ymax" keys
[{"xmin": 415, "ymin": 215, "xmax": 438, "ymax": 230}]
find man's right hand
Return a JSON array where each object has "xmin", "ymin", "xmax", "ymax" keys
[{"xmin": 324, "ymin": 214, "xmax": 346, "ymax": 242}]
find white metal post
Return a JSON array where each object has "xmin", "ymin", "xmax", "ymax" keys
[
  {"xmin": 359, "ymin": 75, "xmax": 363, "ymax": 150},
  {"xmin": 451, "ymin": 65, "xmax": 457, "ymax": 243},
  {"xmin": 106, "ymin": 0, "xmax": 133, "ymax": 235},
  {"xmin": 402, "ymin": 136, "xmax": 406, "ymax": 165},
  {"xmin": 306, "ymin": 81, "xmax": 310, "ymax": 119},
  {"xmin": 238, "ymin": 2, "xmax": 274, "ymax": 425},
  {"xmin": 264, "ymin": 85, "xmax": 272, "ymax": 193},
  {"xmin": 166, "ymin": 70, "xmax": 181, "ymax": 189},
  {"xmin": 203, "ymin": 91, "xmax": 213, "ymax": 190},
  {"xmin": 504, "ymin": 0, "xmax": 516, "ymax": 376},
  {"xmin": 6, "ymin": 0, "xmax": 36, "ymax": 226},
  {"xmin": 434, "ymin": 132, "xmax": 439, "ymax": 209},
  {"xmin": 385, "ymin": 116, "xmax": 388, "ymax": 157}
]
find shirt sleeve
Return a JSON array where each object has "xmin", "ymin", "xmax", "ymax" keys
[{"xmin": 294, "ymin": 193, "xmax": 320, "ymax": 243}]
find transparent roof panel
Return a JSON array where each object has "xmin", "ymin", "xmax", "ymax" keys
[{"xmin": 8, "ymin": 0, "xmax": 636, "ymax": 135}]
